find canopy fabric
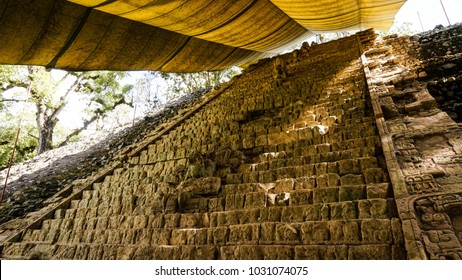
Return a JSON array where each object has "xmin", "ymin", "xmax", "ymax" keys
[{"xmin": 0, "ymin": 0, "xmax": 406, "ymax": 72}]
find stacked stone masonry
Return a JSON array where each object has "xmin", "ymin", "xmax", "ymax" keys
[
  {"xmin": 1, "ymin": 25, "xmax": 461, "ymax": 260},
  {"xmin": 363, "ymin": 24, "xmax": 462, "ymax": 260}
]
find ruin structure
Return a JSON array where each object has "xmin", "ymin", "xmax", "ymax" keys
[{"xmin": 0, "ymin": 23, "xmax": 462, "ymax": 260}]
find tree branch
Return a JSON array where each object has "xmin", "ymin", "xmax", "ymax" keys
[
  {"xmin": 0, "ymin": 98, "xmax": 27, "ymax": 103},
  {"xmin": 57, "ymin": 115, "xmax": 98, "ymax": 148},
  {"xmin": 49, "ymin": 73, "xmax": 85, "ymax": 121}
]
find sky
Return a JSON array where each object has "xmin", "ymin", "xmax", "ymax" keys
[{"xmin": 394, "ymin": 0, "xmax": 462, "ymax": 31}]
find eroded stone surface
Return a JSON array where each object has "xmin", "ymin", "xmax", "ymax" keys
[
  {"xmin": 363, "ymin": 23, "xmax": 462, "ymax": 260},
  {"xmin": 2, "ymin": 25, "xmax": 462, "ymax": 260}
]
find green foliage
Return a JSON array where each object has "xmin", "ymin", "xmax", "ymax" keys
[
  {"xmin": 0, "ymin": 112, "xmax": 37, "ymax": 169},
  {"xmin": 378, "ymin": 22, "xmax": 419, "ymax": 37},
  {"xmin": 80, "ymin": 71, "xmax": 133, "ymax": 118},
  {"xmin": 0, "ymin": 65, "xmax": 134, "ymax": 158},
  {"xmin": 158, "ymin": 68, "xmax": 241, "ymax": 99},
  {"xmin": 132, "ymin": 72, "xmax": 163, "ymax": 113}
]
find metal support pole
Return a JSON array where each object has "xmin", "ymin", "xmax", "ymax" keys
[
  {"xmin": 0, "ymin": 128, "xmax": 21, "ymax": 204},
  {"xmin": 440, "ymin": 0, "xmax": 451, "ymax": 25},
  {"xmin": 417, "ymin": 11, "xmax": 425, "ymax": 32}
]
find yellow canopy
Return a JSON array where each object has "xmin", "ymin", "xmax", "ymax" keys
[{"xmin": 0, "ymin": 0, "xmax": 406, "ymax": 72}]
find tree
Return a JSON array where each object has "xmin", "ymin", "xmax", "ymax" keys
[
  {"xmin": 0, "ymin": 112, "xmax": 37, "ymax": 169},
  {"xmin": 158, "ymin": 68, "xmax": 241, "ymax": 99},
  {"xmin": 133, "ymin": 72, "xmax": 163, "ymax": 114},
  {"xmin": 0, "ymin": 65, "xmax": 133, "ymax": 155},
  {"xmin": 378, "ymin": 22, "xmax": 418, "ymax": 37}
]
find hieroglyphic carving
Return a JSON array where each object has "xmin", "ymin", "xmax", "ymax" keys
[
  {"xmin": 447, "ymin": 131, "xmax": 462, "ymax": 154},
  {"xmin": 433, "ymin": 155, "xmax": 462, "ymax": 165},
  {"xmin": 405, "ymin": 174, "xmax": 440, "ymax": 194},
  {"xmin": 387, "ymin": 122, "xmax": 407, "ymax": 134},
  {"xmin": 415, "ymin": 193, "xmax": 462, "ymax": 259}
]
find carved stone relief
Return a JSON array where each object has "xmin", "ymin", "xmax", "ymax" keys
[{"xmin": 415, "ymin": 193, "xmax": 462, "ymax": 259}]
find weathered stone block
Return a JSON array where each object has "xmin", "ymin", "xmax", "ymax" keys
[
  {"xmin": 262, "ymin": 245, "xmax": 294, "ymax": 259},
  {"xmin": 134, "ymin": 229, "xmax": 152, "ymax": 245},
  {"xmin": 366, "ymin": 183, "xmax": 389, "ymax": 199},
  {"xmin": 133, "ymin": 216, "xmax": 148, "ymax": 229},
  {"xmin": 275, "ymin": 223, "xmax": 301, "ymax": 244},
  {"xmin": 228, "ymin": 224, "xmax": 260, "ymax": 245},
  {"xmin": 238, "ymin": 208, "xmax": 261, "ymax": 224},
  {"xmin": 315, "ymin": 163, "xmax": 328, "ymax": 175},
  {"xmin": 358, "ymin": 200, "xmax": 372, "ymax": 219},
  {"xmin": 225, "ymin": 173, "xmax": 242, "ymax": 184},
  {"xmin": 261, "ymin": 207, "xmax": 282, "ymax": 222},
  {"xmin": 340, "ymin": 174, "xmax": 365, "ymax": 186},
  {"xmin": 313, "ymin": 187, "xmax": 339, "ymax": 203},
  {"xmin": 148, "ymin": 215, "xmax": 164, "ymax": 228},
  {"xmin": 370, "ymin": 199, "xmax": 389, "ymax": 218},
  {"xmin": 343, "ymin": 221, "xmax": 361, "ymax": 243},
  {"xmin": 260, "ymin": 222, "xmax": 276, "ymax": 244},
  {"xmin": 329, "ymin": 221, "xmax": 346, "ymax": 243},
  {"xmin": 361, "ymin": 219, "xmax": 392, "ymax": 243},
  {"xmin": 289, "ymin": 190, "xmax": 312, "ymax": 206},
  {"xmin": 179, "ymin": 213, "xmax": 206, "ymax": 228},
  {"xmin": 243, "ymin": 137, "xmax": 255, "ymax": 149},
  {"xmin": 301, "ymin": 222, "xmax": 329, "ymax": 244},
  {"xmin": 295, "ymin": 245, "xmax": 348, "ymax": 260},
  {"xmin": 304, "ymin": 204, "xmax": 322, "ymax": 221},
  {"xmin": 219, "ymin": 245, "xmax": 239, "ymax": 260},
  {"xmin": 151, "ymin": 229, "xmax": 171, "ymax": 245},
  {"xmin": 163, "ymin": 214, "xmax": 180, "ymax": 228},
  {"xmin": 339, "ymin": 185, "xmax": 366, "ymax": 201},
  {"xmin": 274, "ymin": 178, "xmax": 295, "ymax": 193},
  {"xmin": 359, "ymin": 157, "xmax": 378, "ymax": 170},
  {"xmin": 180, "ymin": 177, "xmax": 221, "ymax": 196},
  {"xmin": 281, "ymin": 206, "xmax": 305, "ymax": 223},
  {"xmin": 275, "ymin": 167, "xmax": 296, "ymax": 180},
  {"xmin": 239, "ymin": 245, "xmax": 263, "ymax": 259},
  {"xmin": 316, "ymin": 173, "xmax": 341, "ymax": 188},
  {"xmin": 363, "ymin": 168, "xmax": 389, "ymax": 184},
  {"xmin": 244, "ymin": 192, "xmax": 266, "ymax": 208},
  {"xmin": 192, "ymin": 245, "xmax": 217, "ymax": 260},
  {"xmin": 225, "ymin": 194, "xmax": 245, "ymax": 210},
  {"xmin": 294, "ymin": 245, "xmax": 321, "ymax": 260},
  {"xmin": 391, "ymin": 218, "xmax": 404, "ymax": 244},
  {"xmin": 295, "ymin": 176, "xmax": 316, "ymax": 189},
  {"xmin": 217, "ymin": 211, "xmax": 239, "ymax": 226},
  {"xmin": 298, "ymin": 127, "xmax": 313, "ymax": 140},
  {"xmin": 348, "ymin": 245, "xmax": 391, "ymax": 260},
  {"xmin": 259, "ymin": 170, "xmax": 276, "ymax": 183},
  {"xmin": 255, "ymin": 135, "xmax": 268, "ymax": 146},
  {"xmin": 87, "ymin": 245, "xmax": 104, "ymax": 260},
  {"xmin": 208, "ymin": 197, "xmax": 225, "ymax": 212},
  {"xmin": 207, "ymin": 227, "xmax": 228, "ymax": 245}
]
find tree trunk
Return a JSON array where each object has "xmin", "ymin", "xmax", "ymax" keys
[{"xmin": 35, "ymin": 103, "xmax": 56, "ymax": 155}]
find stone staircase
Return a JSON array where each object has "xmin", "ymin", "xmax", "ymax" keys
[{"xmin": 0, "ymin": 30, "xmax": 406, "ymax": 260}]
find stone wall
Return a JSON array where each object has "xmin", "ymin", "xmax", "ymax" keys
[{"xmin": 362, "ymin": 24, "xmax": 462, "ymax": 260}]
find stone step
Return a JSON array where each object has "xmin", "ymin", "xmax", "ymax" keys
[
  {"xmin": 29, "ymin": 197, "xmax": 395, "ymax": 244},
  {"xmin": 0, "ymin": 242, "xmax": 402, "ymax": 260},
  {"xmin": 12, "ymin": 218, "xmax": 402, "ymax": 254},
  {"xmin": 60, "ymin": 188, "xmax": 393, "ymax": 219},
  {"xmin": 225, "ymin": 165, "xmax": 388, "ymax": 185},
  {"xmin": 69, "ymin": 172, "xmax": 390, "ymax": 217},
  {"xmin": 244, "ymin": 153, "xmax": 380, "ymax": 173}
]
